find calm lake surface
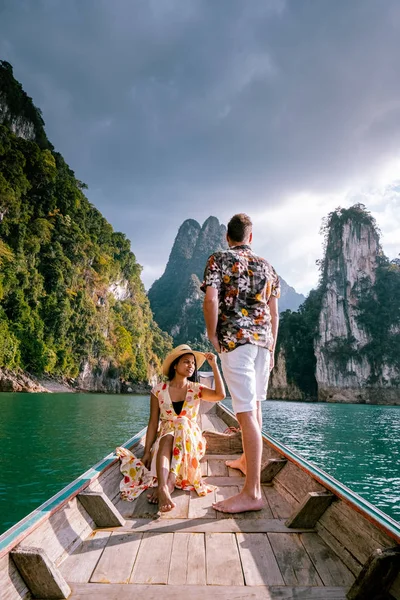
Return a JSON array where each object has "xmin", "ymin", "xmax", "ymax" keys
[{"xmin": 0, "ymin": 393, "xmax": 399, "ymax": 534}]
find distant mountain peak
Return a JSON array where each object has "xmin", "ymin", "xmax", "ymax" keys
[{"xmin": 148, "ymin": 216, "xmax": 305, "ymax": 345}]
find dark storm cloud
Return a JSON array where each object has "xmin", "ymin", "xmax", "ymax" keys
[{"xmin": 1, "ymin": 0, "xmax": 400, "ymax": 288}]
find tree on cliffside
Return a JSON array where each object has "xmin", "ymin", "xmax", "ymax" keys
[
  {"xmin": 0, "ymin": 61, "xmax": 172, "ymax": 385},
  {"xmin": 274, "ymin": 204, "xmax": 400, "ymax": 399}
]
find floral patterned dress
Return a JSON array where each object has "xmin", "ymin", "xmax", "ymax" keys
[{"xmin": 116, "ymin": 381, "xmax": 214, "ymax": 501}]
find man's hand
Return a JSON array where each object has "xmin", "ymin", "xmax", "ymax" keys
[
  {"xmin": 269, "ymin": 352, "xmax": 275, "ymax": 371},
  {"xmin": 208, "ymin": 335, "xmax": 221, "ymax": 353}
]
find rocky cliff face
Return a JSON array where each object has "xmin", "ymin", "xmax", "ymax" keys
[
  {"xmin": 149, "ymin": 216, "xmax": 305, "ymax": 347},
  {"xmin": 0, "ymin": 61, "xmax": 172, "ymax": 392},
  {"xmin": 268, "ymin": 349, "xmax": 306, "ymax": 401},
  {"xmin": 0, "ymin": 97, "xmax": 36, "ymax": 140},
  {"xmin": 0, "ymin": 60, "xmax": 49, "ymax": 148},
  {"xmin": 315, "ymin": 207, "xmax": 399, "ymax": 404},
  {"xmin": 148, "ymin": 217, "xmax": 227, "ymax": 346},
  {"xmin": 273, "ymin": 205, "xmax": 400, "ymax": 404}
]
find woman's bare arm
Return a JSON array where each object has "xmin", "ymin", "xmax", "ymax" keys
[
  {"xmin": 144, "ymin": 393, "xmax": 160, "ymax": 452},
  {"xmin": 142, "ymin": 393, "xmax": 160, "ymax": 467},
  {"xmin": 200, "ymin": 353, "xmax": 226, "ymax": 402}
]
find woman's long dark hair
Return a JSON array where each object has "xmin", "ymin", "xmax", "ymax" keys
[{"xmin": 168, "ymin": 353, "xmax": 198, "ymax": 383}]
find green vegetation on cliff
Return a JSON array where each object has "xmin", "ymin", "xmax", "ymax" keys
[
  {"xmin": 0, "ymin": 61, "xmax": 172, "ymax": 382},
  {"xmin": 357, "ymin": 257, "xmax": 400, "ymax": 383},
  {"xmin": 277, "ymin": 204, "xmax": 400, "ymax": 395}
]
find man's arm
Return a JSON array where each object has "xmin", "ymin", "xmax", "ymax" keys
[
  {"xmin": 268, "ymin": 296, "xmax": 279, "ymax": 370},
  {"xmin": 203, "ymin": 286, "xmax": 221, "ymax": 353}
]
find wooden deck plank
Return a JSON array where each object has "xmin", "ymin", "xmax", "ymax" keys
[
  {"xmin": 168, "ymin": 533, "xmax": 206, "ymax": 585},
  {"xmin": 203, "ymin": 454, "xmax": 242, "ymax": 461},
  {"xmin": 316, "ymin": 522, "xmax": 362, "ymax": 577},
  {"xmin": 68, "ymin": 582, "xmax": 349, "ymax": 598},
  {"xmin": 131, "ymin": 490, "xmax": 160, "ymax": 519},
  {"xmin": 263, "ymin": 486, "xmax": 293, "ymax": 519},
  {"xmin": 207, "ymin": 459, "xmax": 229, "ymax": 477},
  {"xmin": 268, "ymin": 532, "xmax": 323, "ymax": 587},
  {"xmin": 206, "ymin": 533, "xmax": 244, "ymax": 586},
  {"xmin": 204, "ymin": 476, "xmax": 244, "ymax": 486},
  {"xmin": 188, "ymin": 489, "xmax": 217, "ymax": 519},
  {"xmin": 237, "ymin": 532, "xmax": 285, "ymax": 586},
  {"xmin": 300, "ymin": 532, "xmax": 355, "ymax": 587},
  {"xmin": 168, "ymin": 532, "xmax": 191, "ymax": 585},
  {"xmin": 130, "ymin": 532, "xmax": 173, "ymax": 584},
  {"xmin": 59, "ymin": 531, "xmax": 110, "ymax": 583},
  {"xmin": 114, "ymin": 496, "xmax": 136, "ymax": 519},
  {"xmin": 90, "ymin": 532, "xmax": 142, "ymax": 584},
  {"xmin": 214, "ymin": 486, "xmax": 274, "ymax": 520},
  {"xmin": 186, "ymin": 533, "xmax": 207, "ymax": 585},
  {"xmin": 120, "ymin": 518, "xmax": 314, "ymax": 534}
]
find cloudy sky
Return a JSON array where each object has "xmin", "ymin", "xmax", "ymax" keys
[{"xmin": 1, "ymin": 0, "xmax": 400, "ymax": 294}]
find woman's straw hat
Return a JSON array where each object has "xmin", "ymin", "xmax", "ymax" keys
[{"xmin": 162, "ymin": 344, "xmax": 206, "ymax": 376}]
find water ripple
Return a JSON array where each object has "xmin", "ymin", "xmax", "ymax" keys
[
  {"xmin": 0, "ymin": 394, "xmax": 399, "ymax": 534},
  {"xmin": 224, "ymin": 399, "xmax": 400, "ymax": 522}
]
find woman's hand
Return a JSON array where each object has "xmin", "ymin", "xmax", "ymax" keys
[
  {"xmin": 204, "ymin": 352, "xmax": 218, "ymax": 368},
  {"xmin": 142, "ymin": 450, "xmax": 152, "ymax": 469}
]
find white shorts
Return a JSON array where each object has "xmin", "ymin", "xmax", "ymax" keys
[{"xmin": 219, "ymin": 344, "xmax": 271, "ymax": 414}]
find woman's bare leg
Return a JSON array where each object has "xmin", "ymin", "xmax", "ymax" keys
[
  {"xmin": 154, "ymin": 435, "xmax": 176, "ymax": 511},
  {"xmin": 215, "ymin": 409, "xmax": 264, "ymax": 513}
]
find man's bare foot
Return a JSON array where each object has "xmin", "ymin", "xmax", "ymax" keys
[
  {"xmin": 158, "ymin": 485, "xmax": 176, "ymax": 512},
  {"xmin": 212, "ymin": 491, "xmax": 264, "ymax": 514},
  {"xmin": 225, "ymin": 455, "xmax": 246, "ymax": 475}
]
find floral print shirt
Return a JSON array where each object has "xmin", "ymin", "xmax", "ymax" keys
[{"xmin": 201, "ymin": 244, "xmax": 280, "ymax": 352}]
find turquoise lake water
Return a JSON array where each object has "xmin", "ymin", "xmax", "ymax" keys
[{"xmin": 0, "ymin": 393, "xmax": 399, "ymax": 534}]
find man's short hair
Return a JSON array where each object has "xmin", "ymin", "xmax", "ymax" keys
[{"xmin": 227, "ymin": 213, "xmax": 252, "ymax": 243}]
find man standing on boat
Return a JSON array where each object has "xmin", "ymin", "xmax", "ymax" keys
[{"xmin": 202, "ymin": 213, "xmax": 280, "ymax": 513}]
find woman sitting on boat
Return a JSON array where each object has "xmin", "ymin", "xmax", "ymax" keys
[{"xmin": 116, "ymin": 344, "xmax": 226, "ymax": 512}]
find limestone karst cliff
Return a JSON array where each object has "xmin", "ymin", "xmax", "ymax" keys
[
  {"xmin": 148, "ymin": 217, "xmax": 227, "ymax": 347},
  {"xmin": 315, "ymin": 206, "xmax": 399, "ymax": 403},
  {"xmin": 271, "ymin": 205, "xmax": 400, "ymax": 404},
  {"xmin": 148, "ymin": 216, "xmax": 305, "ymax": 347}
]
